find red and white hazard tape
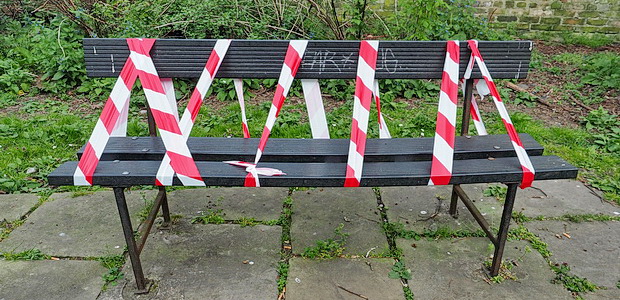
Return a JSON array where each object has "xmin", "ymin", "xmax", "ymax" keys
[
  {"xmin": 155, "ymin": 39, "xmax": 232, "ymax": 186},
  {"xmin": 428, "ymin": 40, "xmax": 460, "ymax": 186},
  {"xmin": 344, "ymin": 40, "xmax": 379, "ymax": 187},
  {"xmin": 127, "ymin": 39, "xmax": 204, "ymax": 186},
  {"xmin": 73, "ymin": 43, "xmax": 140, "ymax": 185},
  {"xmin": 373, "ymin": 80, "xmax": 391, "ymax": 139},
  {"xmin": 233, "ymin": 79, "xmax": 251, "ymax": 138},
  {"xmin": 75, "ymin": 38, "xmax": 205, "ymax": 186},
  {"xmin": 301, "ymin": 79, "xmax": 330, "ymax": 139},
  {"xmin": 226, "ymin": 40, "xmax": 308, "ymax": 187},
  {"xmin": 467, "ymin": 40, "xmax": 535, "ymax": 188},
  {"xmin": 462, "ymin": 40, "xmax": 488, "ymax": 136}
]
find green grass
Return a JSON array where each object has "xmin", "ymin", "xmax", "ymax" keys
[
  {"xmin": 1, "ymin": 75, "xmax": 618, "ymax": 208},
  {"xmin": 481, "ymin": 112, "xmax": 620, "ymax": 205},
  {"xmin": 0, "ymin": 248, "xmax": 50, "ymax": 260}
]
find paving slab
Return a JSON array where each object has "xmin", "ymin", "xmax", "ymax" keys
[
  {"xmin": 514, "ymin": 179, "xmax": 620, "ymax": 217},
  {"xmin": 527, "ymin": 220, "xmax": 620, "ymax": 289},
  {"xmin": 0, "ymin": 194, "xmax": 39, "ymax": 222},
  {"xmin": 291, "ymin": 188, "xmax": 388, "ymax": 256},
  {"xmin": 0, "ymin": 259, "xmax": 106, "ymax": 300},
  {"xmin": 167, "ymin": 187, "xmax": 287, "ymax": 221},
  {"xmin": 585, "ymin": 289, "xmax": 620, "ymax": 300},
  {"xmin": 381, "ymin": 184, "xmax": 504, "ymax": 232},
  {"xmin": 286, "ymin": 257, "xmax": 403, "ymax": 300},
  {"xmin": 0, "ymin": 190, "xmax": 153, "ymax": 257},
  {"xmin": 397, "ymin": 238, "xmax": 572, "ymax": 299},
  {"xmin": 99, "ymin": 222, "xmax": 281, "ymax": 299}
]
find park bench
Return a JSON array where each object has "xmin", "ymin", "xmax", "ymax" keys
[{"xmin": 48, "ymin": 39, "xmax": 578, "ymax": 293}]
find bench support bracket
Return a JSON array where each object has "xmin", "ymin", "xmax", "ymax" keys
[
  {"xmin": 114, "ymin": 186, "xmax": 171, "ymax": 294},
  {"xmin": 490, "ymin": 183, "xmax": 518, "ymax": 276},
  {"xmin": 449, "ymin": 182, "xmax": 518, "ymax": 277},
  {"xmin": 114, "ymin": 187, "xmax": 148, "ymax": 293}
]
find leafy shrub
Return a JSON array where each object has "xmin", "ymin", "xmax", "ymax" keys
[
  {"xmin": 582, "ymin": 107, "xmax": 620, "ymax": 154},
  {"xmin": 0, "ymin": 16, "xmax": 87, "ymax": 97},
  {"xmin": 581, "ymin": 52, "xmax": 620, "ymax": 89},
  {"xmin": 386, "ymin": 0, "xmax": 497, "ymax": 40}
]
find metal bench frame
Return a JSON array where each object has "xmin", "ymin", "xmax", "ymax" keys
[{"xmin": 48, "ymin": 39, "xmax": 577, "ymax": 293}]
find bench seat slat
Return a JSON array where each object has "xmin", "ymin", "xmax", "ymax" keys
[
  {"xmin": 49, "ymin": 155, "xmax": 577, "ymax": 187},
  {"xmin": 79, "ymin": 134, "xmax": 544, "ymax": 162}
]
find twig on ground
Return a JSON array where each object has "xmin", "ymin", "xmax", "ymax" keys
[
  {"xmin": 336, "ymin": 285, "xmax": 369, "ymax": 299},
  {"xmin": 504, "ymin": 82, "xmax": 551, "ymax": 107}
]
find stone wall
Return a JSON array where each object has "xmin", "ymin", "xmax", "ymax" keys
[
  {"xmin": 477, "ymin": 0, "xmax": 619, "ymax": 35},
  {"xmin": 372, "ymin": 0, "xmax": 619, "ymax": 36}
]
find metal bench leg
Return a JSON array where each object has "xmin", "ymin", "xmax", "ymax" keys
[
  {"xmin": 450, "ymin": 80, "xmax": 474, "ymax": 218},
  {"xmin": 113, "ymin": 187, "xmax": 148, "ymax": 293},
  {"xmin": 449, "ymin": 185, "xmax": 460, "ymax": 217},
  {"xmin": 158, "ymin": 187, "xmax": 171, "ymax": 227},
  {"xmin": 490, "ymin": 183, "xmax": 518, "ymax": 277}
]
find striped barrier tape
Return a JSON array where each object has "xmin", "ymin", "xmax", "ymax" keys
[
  {"xmin": 226, "ymin": 40, "xmax": 308, "ymax": 187},
  {"xmin": 73, "ymin": 43, "xmax": 140, "ymax": 185},
  {"xmin": 374, "ymin": 79, "xmax": 392, "ymax": 139},
  {"xmin": 233, "ymin": 79, "xmax": 251, "ymax": 138},
  {"xmin": 75, "ymin": 38, "xmax": 205, "ymax": 186},
  {"xmin": 428, "ymin": 40, "xmax": 460, "ymax": 186},
  {"xmin": 467, "ymin": 40, "xmax": 535, "ymax": 188},
  {"xmin": 344, "ymin": 40, "xmax": 379, "ymax": 187},
  {"xmin": 155, "ymin": 39, "xmax": 232, "ymax": 185},
  {"xmin": 301, "ymin": 79, "xmax": 330, "ymax": 139},
  {"xmin": 462, "ymin": 40, "xmax": 488, "ymax": 135},
  {"xmin": 127, "ymin": 38, "xmax": 204, "ymax": 186}
]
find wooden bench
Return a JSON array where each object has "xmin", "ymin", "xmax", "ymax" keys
[{"xmin": 48, "ymin": 39, "xmax": 578, "ymax": 293}]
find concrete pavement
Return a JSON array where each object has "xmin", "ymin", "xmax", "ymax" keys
[{"xmin": 0, "ymin": 180, "xmax": 618, "ymax": 299}]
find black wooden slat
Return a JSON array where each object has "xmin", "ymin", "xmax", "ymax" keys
[
  {"xmin": 83, "ymin": 39, "xmax": 532, "ymax": 79},
  {"xmin": 48, "ymin": 155, "xmax": 577, "ymax": 187},
  {"xmin": 77, "ymin": 134, "xmax": 543, "ymax": 162}
]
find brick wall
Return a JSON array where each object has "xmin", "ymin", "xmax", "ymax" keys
[{"xmin": 477, "ymin": 0, "xmax": 619, "ymax": 35}]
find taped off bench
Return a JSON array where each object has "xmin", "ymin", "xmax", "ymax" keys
[{"xmin": 48, "ymin": 39, "xmax": 578, "ymax": 293}]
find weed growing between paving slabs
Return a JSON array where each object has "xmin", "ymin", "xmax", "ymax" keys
[
  {"xmin": 510, "ymin": 220, "xmax": 602, "ymax": 298},
  {"xmin": 277, "ymin": 193, "xmax": 294, "ymax": 299},
  {"xmin": 0, "ymin": 247, "xmax": 127, "ymax": 288},
  {"xmin": 512, "ymin": 212, "xmax": 620, "ymax": 223},
  {"xmin": 97, "ymin": 255, "xmax": 126, "ymax": 288},
  {"xmin": 373, "ymin": 187, "xmax": 416, "ymax": 299},
  {"xmin": 0, "ymin": 194, "xmax": 49, "ymax": 242},
  {"xmin": 301, "ymin": 223, "xmax": 349, "ymax": 259}
]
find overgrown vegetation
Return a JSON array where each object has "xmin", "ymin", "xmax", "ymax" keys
[{"xmin": 1, "ymin": 1, "xmax": 617, "ymax": 207}]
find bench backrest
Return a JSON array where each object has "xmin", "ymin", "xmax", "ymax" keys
[{"xmin": 83, "ymin": 39, "xmax": 532, "ymax": 80}]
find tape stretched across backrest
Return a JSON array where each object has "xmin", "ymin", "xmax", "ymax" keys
[
  {"xmin": 225, "ymin": 40, "xmax": 309, "ymax": 187},
  {"xmin": 74, "ymin": 38, "xmax": 204, "ymax": 186},
  {"xmin": 466, "ymin": 40, "xmax": 535, "ymax": 188},
  {"xmin": 344, "ymin": 40, "xmax": 380, "ymax": 187},
  {"xmin": 428, "ymin": 40, "xmax": 460, "ymax": 186}
]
